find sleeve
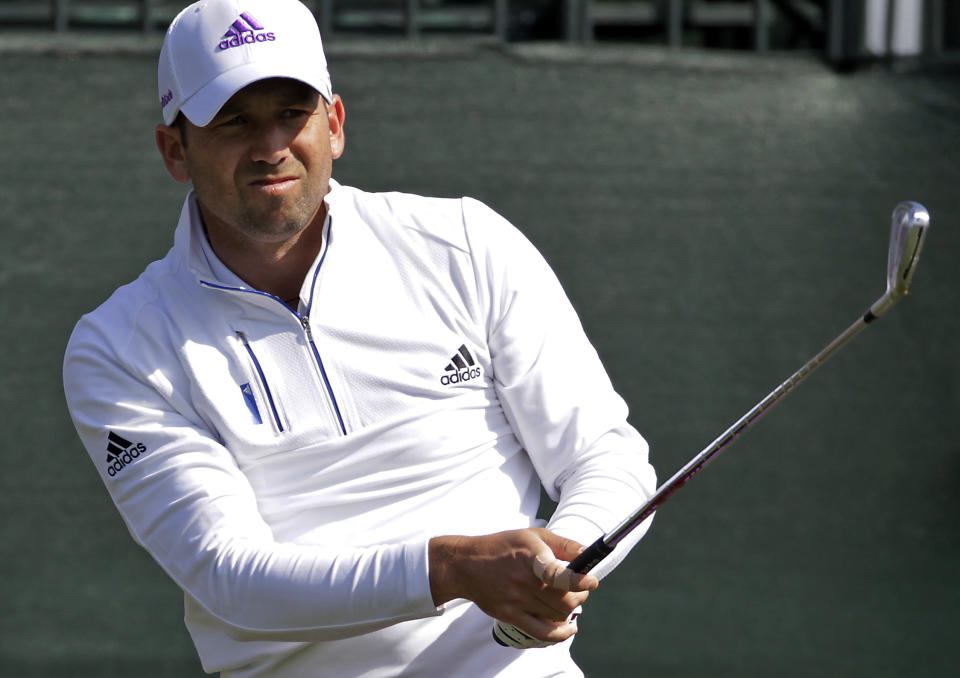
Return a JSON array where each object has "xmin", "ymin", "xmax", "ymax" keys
[
  {"xmin": 62, "ymin": 314, "xmax": 440, "ymax": 642},
  {"xmin": 462, "ymin": 198, "xmax": 657, "ymax": 580}
]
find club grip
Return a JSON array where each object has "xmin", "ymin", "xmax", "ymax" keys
[{"xmin": 568, "ymin": 537, "xmax": 613, "ymax": 574}]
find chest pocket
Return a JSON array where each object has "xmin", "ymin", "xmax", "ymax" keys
[{"xmin": 229, "ymin": 325, "xmax": 347, "ymax": 445}]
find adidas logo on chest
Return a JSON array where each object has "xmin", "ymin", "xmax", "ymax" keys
[{"xmin": 440, "ymin": 344, "xmax": 482, "ymax": 386}]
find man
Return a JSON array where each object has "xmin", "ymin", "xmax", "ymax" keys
[{"xmin": 63, "ymin": 0, "xmax": 656, "ymax": 676}]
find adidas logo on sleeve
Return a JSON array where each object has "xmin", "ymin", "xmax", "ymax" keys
[
  {"xmin": 105, "ymin": 431, "xmax": 148, "ymax": 477},
  {"xmin": 440, "ymin": 344, "xmax": 483, "ymax": 386}
]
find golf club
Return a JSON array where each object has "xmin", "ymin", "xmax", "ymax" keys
[{"xmin": 494, "ymin": 200, "xmax": 930, "ymax": 648}]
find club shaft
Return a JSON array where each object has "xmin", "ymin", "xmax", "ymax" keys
[{"xmin": 569, "ymin": 299, "xmax": 886, "ymax": 574}]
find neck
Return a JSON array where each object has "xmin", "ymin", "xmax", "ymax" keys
[{"xmin": 201, "ymin": 206, "xmax": 328, "ymax": 302}]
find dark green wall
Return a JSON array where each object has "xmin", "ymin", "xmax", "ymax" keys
[{"xmin": 2, "ymin": 46, "xmax": 957, "ymax": 677}]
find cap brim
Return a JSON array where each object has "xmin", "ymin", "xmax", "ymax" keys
[{"xmin": 178, "ymin": 60, "xmax": 333, "ymax": 127}]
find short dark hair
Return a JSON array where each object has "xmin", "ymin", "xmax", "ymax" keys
[{"xmin": 173, "ymin": 112, "xmax": 189, "ymax": 148}]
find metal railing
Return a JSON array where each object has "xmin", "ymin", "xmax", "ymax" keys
[
  {"xmin": 0, "ymin": 1, "xmax": 956, "ymax": 67},
  {"xmin": 0, "ymin": 1, "xmax": 510, "ymax": 37},
  {"xmin": 571, "ymin": 1, "xmax": 773, "ymax": 50}
]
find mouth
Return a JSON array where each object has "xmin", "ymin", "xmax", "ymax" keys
[{"xmin": 248, "ymin": 176, "xmax": 299, "ymax": 195}]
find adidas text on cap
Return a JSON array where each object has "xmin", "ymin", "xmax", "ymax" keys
[{"xmin": 158, "ymin": 0, "xmax": 333, "ymax": 127}]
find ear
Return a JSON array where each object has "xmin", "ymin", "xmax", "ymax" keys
[
  {"xmin": 155, "ymin": 123, "xmax": 191, "ymax": 183},
  {"xmin": 327, "ymin": 94, "xmax": 346, "ymax": 160}
]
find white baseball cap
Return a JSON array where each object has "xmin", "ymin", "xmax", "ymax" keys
[{"xmin": 158, "ymin": 0, "xmax": 333, "ymax": 127}]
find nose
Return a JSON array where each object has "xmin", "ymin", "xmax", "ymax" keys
[{"xmin": 249, "ymin": 122, "xmax": 293, "ymax": 165}]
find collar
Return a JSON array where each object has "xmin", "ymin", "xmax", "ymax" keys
[
  {"xmin": 175, "ymin": 179, "xmax": 345, "ymax": 280},
  {"xmin": 174, "ymin": 180, "xmax": 344, "ymax": 303}
]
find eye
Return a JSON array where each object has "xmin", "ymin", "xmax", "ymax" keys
[
  {"xmin": 217, "ymin": 115, "xmax": 246, "ymax": 128},
  {"xmin": 281, "ymin": 108, "xmax": 311, "ymax": 120}
]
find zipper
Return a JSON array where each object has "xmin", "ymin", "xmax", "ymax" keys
[
  {"xmin": 202, "ymin": 290, "xmax": 349, "ymax": 437},
  {"xmin": 297, "ymin": 215, "xmax": 348, "ymax": 436},
  {"xmin": 236, "ymin": 331, "xmax": 285, "ymax": 432},
  {"xmin": 299, "ymin": 314, "xmax": 348, "ymax": 436},
  {"xmin": 200, "ymin": 216, "xmax": 346, "ymax": 436}
]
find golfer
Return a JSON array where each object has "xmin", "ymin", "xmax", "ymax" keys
[{"xmin": 63, "ymin": 1, "xmax": 656, "ymax": 675}]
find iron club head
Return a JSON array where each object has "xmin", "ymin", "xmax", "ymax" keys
[
  {"xmin": 869, "ymin": 201, "xmax": 930, "ymax": 319},
  {"xmin": 886, "ymin": 201, "xmax": 930, "ymax": 298}
]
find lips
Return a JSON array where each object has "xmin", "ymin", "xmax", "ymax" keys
[
  {"xmin": 250, "ymin": 175, "xmax": 297, "ymax": 186},
  {"xmin": 248, "ymin": 176, "xmax": 299, "ymax": 194}
]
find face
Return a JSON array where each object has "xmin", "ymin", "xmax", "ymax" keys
[{"xmin": 156, "ymin": 78, "xmax": 345, "ymax": 246}]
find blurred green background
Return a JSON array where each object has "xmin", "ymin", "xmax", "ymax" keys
[{"xmin": 1, "ymin": 39, "xmax": 958, "ymax": 677}]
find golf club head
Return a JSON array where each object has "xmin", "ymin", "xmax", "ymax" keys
[
  {"xmin": 887, "ymin": 201, "xmax": 930, "ymax": 298},
  {"xmin": 869, "ymin": 201, "xmax": 930, "ymax": 319}
]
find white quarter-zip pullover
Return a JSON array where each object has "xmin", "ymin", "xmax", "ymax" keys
[{"xmin": 64, "ymin": 182, "xmax": 656, "ymax": 677}]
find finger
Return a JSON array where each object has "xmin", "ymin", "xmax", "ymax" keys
[
  {"xmin": 532, "ymin": 587, "xmax": 590, "ymax": 621},
  {"xmin": 537, "ymin": 529, "xmax": 587, "ymax": 562},
  {"xmin": 508, "ymin": 611, "xmax": 579, "ymax": 645},
  {"xmin": 532, "ymin": 553, "xmax": 572, "ymax": 590},
  {"xmin": 532, "ymin": 553, "xmax": 599, "ymax": 592}
]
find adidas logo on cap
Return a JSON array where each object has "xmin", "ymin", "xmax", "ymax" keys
[
  {"xmin": 105, "ymin": 431, "xmax": 148, "ymax": 477},
  {"xmin": 218, "ymin": 11, "xmax": 275, "ymax": 51},
  {"xmin": 440, "ymin": 344, "xmax": 482, "ymax": 386}
]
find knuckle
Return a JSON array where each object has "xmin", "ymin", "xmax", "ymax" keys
[
  {"xmin": 561, "ymin": 593, "xmax": 587, "ymax": 615},
  {"xmin": 544, "ymin": 624, "xmax": 576, "ymax": 643}
]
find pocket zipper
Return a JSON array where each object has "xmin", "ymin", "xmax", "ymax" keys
[{"xmin": 236, "ymin": 331, "xmax": 285, "ymax": 432}]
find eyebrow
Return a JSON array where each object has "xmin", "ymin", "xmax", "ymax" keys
[{"xmin": 214, "ymin": 87, "xmax": 320, "ymax": 121}]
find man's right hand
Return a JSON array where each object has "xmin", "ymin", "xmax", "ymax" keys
[{"xmin": 428, "ymin": 528, "xmax": 598, "ymax": 645}]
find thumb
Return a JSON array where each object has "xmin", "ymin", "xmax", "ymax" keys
[
  {"xmin": 537, "ymin": 529, "xmax": 586, "ymax": 562},
  {"xmin": 531, "ymin": 533, "xmax": 599, "ymax": 592}
]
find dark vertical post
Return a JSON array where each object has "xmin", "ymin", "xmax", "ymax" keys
[
  {"xmin": 494, "ymin": 0, "xmax": 508, "ymax": 41},
  {"xmin": 317, "ymin": 0, "xmax": 335, "ymax": 39},
  {"xmin": 582, "ymin": 0, "xmax": 593, "ymax": 43},
  {"xmin": 406, "ymin": 0, "xmax": 419, "ymax": 39},
  {"xmin": 141, "ymin": 0, "xmax": 153, "ymax": 33},
  {"xmin": 667, "ymin": 0, "xmax": 683, "ymax": 48},
  {"xmin": 754, "ymin": 0, "xmax": 768, "ymax": 52},
  {"xmin": 54, "ymin": 0, "xmax": 69, "ymax": 32}
]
